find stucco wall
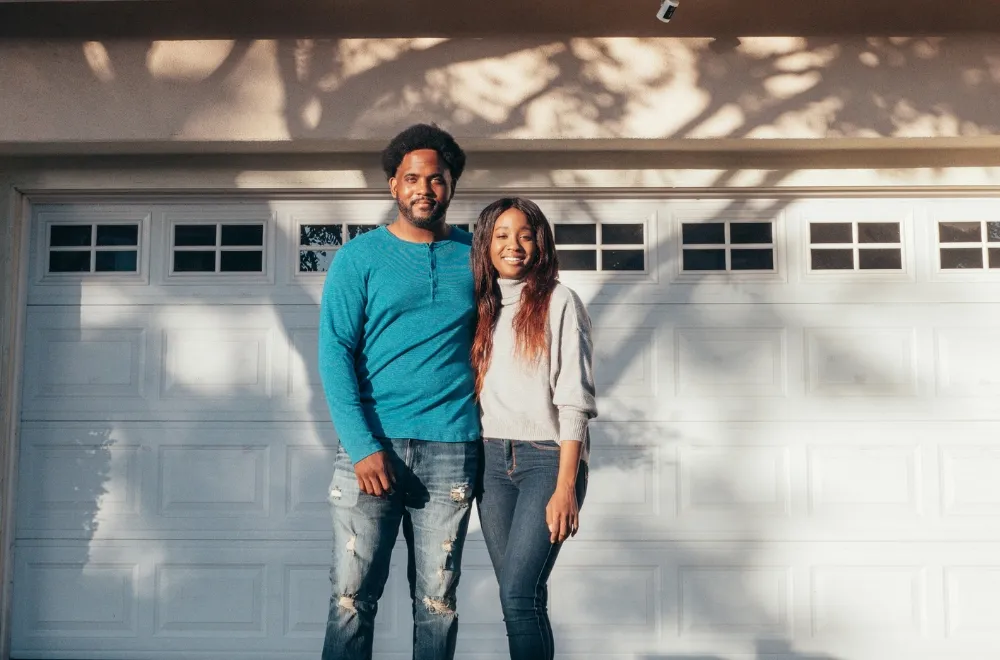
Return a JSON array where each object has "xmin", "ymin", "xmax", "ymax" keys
[{"xmin": 3, "ymin": 36, "xmax": 1000, "ymax": 151}]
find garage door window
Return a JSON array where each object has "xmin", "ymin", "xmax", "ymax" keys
[
  {"xmin": 809, "ymin": 221, "xmax": 902, "ymax": 271},
  {"xmin": 297, "ymin": 223, "xmax": 384, "ymax": 273},
  {"xmin": 172, "ymin": 223, "xmax": 265, "ymax": 273},
  {"xmin": 681, "ymin": 221, "xmax": 775, "ymax": 272},
  {"xmin": 47, "ymin": 223, "xmax": 140, "ymax": 274},
  {"xmin": 554, "ymin": 222, "xmax": 645, "ymax": 272},
  {"xmin": 938, "ymin": 221, "xmax": 1000, "ymax": 269}
]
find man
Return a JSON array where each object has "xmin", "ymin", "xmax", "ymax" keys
[{"xmin": 318, "ymin": 124, "xmax": 480, "ymax": 660}]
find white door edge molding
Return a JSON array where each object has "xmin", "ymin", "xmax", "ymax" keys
[{"xmin": 0, "ymin": 185, "xmax": 30, "ymax": 660}]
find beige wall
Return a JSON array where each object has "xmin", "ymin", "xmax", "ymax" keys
[{"xmin": 3, "ymin": 35, "xmax": 1000, "ymax": 152}]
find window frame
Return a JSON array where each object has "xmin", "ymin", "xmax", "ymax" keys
[
  {"xmin": 934, "ymin": 219, "xmax": 1000, "ymax": 273},
  {"xmin": 292, "ymin": 219, "xmax": 393, "ymax": 278},
  {"xmin": 552, "ymin": 217, "xmax": 653, "ymax": 281},
  {"xmin": 36, "ymin": 209, "xmax": 151, "ymax": 285},
  {"xmin": 164, "ymin": 211, "xmax": 273, "ymax": 283},
  {"xmin": 671, "ymin": 211, "xmax": 786, "ymax": 284},
  {"xmin": 555, "ymin": 221, "xmax": 647, "ymax": 274},
  {"xmin": 290, "ymin": 198, "xmax": 658, "ymax": 284},
  {"xmin": 799, "ymin": 208, "xmax": 913, "ymax": 282}
]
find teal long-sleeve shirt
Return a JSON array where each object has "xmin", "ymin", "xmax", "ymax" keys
[{"xmin": 318, "ymin": 225, "xmax": 480, "ymax": 464}]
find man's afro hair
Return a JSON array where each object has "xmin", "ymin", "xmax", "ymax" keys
[{"xmin": 381, "ymin": 124, "xmax": 466, "ymax": 184}]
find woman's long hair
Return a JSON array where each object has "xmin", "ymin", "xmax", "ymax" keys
[{"xmin": 470, "ymin": 197, "xmax": 559, "ymax": 396}]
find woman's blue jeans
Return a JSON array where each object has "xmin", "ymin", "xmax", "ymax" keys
[{"xmin": 477, "ymin": 437, "xmax": 588, "ymax": 660}]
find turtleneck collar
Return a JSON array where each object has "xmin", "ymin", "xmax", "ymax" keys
[{"xmin": 497, "ymin": 278, "xmax": 525, "ymax": 306}]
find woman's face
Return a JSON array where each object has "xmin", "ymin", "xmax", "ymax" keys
[{"xmin": 490, "ymin": 208, "xmax": 537, "ymax": 280}]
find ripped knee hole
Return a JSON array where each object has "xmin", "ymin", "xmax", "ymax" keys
[{"xmin": 422, "ymin": 596, "xmax": 455, "ymax": 616}]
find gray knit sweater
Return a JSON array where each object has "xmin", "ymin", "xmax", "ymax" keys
[{"xmin": 479, "ymin": 278, "xmax": 598, "ymax": 461}]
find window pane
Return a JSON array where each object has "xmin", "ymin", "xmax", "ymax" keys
[
  {"xmin": 811, "ymin": 248, "xmax": 854, "ymax": 270},
  {"xmin": 220, "ymin": 250, "xmax": 263, "ymax": 272},
  {"xmin": 810, "ymin": 223, "xmax": 852, "ymax": 244},
  {"xmin": 602, "ymin": 249, "xmax": 644, "ymax": 271},
  {"xmin": 990, "ymin": 248, "xmax": 1000, "ymax": 268},
  {"xmin": 988, "ymin": 222, "xmax": 1000, "ymax": 243},
  {"xmin": 940, "ymin": 247, "xmax": 983, "ymax": 269},
  {"xmin": 682, "ymin": 249, "xmax": 726, "ymax": 271},
  {"xmin": 858, "ymin": 248, "xmax": 902, "ymax": 269},
  {"xmin": 96, "ymin": 224, "xmax": 139, "ymax": 246},
  {"xmin": 95, "ymin": 250, "xmax": 138, "ymax": 272},
  {"xmin": 300, "ymin": 225, "xmax": 342, "ymax": 247},
  {"xmin": 49, "ymin": 251, "xmax": 91, "ymax": 272},
  {"xmin": 50, "ymin": 225, "xmax": 92, "ymax": 247},
  {"xmin": 731, "ymin": 249, "xmax": 774, "ymax": 270},
  {"xmin": 174, "ymin": 250, "xmax": 216, "ymax": 272},
  {"xmin": 730, "ymin": 222, "xmax": 773, "ymax": 245},
  {"xmin": 602, "ymin": 224, "xmax": 644, "ymax": 245},
  {"xmin": 681, "ymin": 223, "xmax": 724, "ymax": 245},
  {"xmin": 858, "ymin": 222, "xmax": 900, "ymax": 244},
  {"xmin": 300, "ymin": 250, "xmax": 336, "ymax": 272},
  {"xmin": 221, "ymin": 224, "xmax": 264, "ymax": 247},
  {"xmin": 557, "ymin": 249, "xmax": 597, "ymax": 271},
  {"xmin": 175, "ymin": 225, "xmax": 216, "ymax": 246},
  {"xmin": 347, "ymin": 224, "xmax": 380, "ymax": 239},
  {"xmin": 554, "ymin": 224, "xmax": 597, "ymax": 245},
  {"xmin": 939, "ymin": 222, "xmax": 981, "ymax": 243}
]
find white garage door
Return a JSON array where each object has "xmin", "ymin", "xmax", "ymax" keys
[{"xmin": 11, "ymin": 193, "xmax": 1000, "ymax": 660}]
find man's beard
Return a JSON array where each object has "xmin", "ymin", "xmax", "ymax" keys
[{"xmin": 397, "ymin": 196, "xmax": 450, "ymax": 229}]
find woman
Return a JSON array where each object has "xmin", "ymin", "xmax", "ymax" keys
[{"xmin": 471, "ymin": 197, "xmax": 597, "ymax": 660}]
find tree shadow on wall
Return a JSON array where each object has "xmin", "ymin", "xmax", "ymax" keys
[{"xmin": 269, "ymin": 35, "xmax": 1000, "ymax": 147}]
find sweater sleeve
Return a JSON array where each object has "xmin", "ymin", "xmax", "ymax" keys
[
  {"xmin": 550, "ymin": 287, "xmax": 598, "ymax": 442},
  {"xmin": 318, "ymin": 248, "xmax": 382, "ymax": 464}
]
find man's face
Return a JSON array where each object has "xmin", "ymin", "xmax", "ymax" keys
[{"xmin": 389, "ymin": 149, "xmax": 453, "ymax": 229}]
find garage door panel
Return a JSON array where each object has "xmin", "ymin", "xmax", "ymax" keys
[
  {"xmin": 21, "ymin": 303, "xmax": 1000, "ymax": 422},
  {"xmin": 804, "ymin": 327, "xmax": 919, "ymax": 397},
  {"xmin": 678, "ymin": 444, "xmax": 793, "ymax": 517},
  {"xmin": 810, "ymin": 565, "xmax": 928, "ymax": 637},
  {"xmin": 157, "ymin": 444, "xmax": 271, "ymax": 518},
  {"xmin": 933, "ymin": 328, "xmax": 1000, "ymax": 397},
  {"xmin": 161, "ymin": 328, "xmax": 274, "ymax": 399},
  {"xmin": 19, "ymin": 440, "xmax": 142, "ymax": 520},
  {"xmin": 17, "ymin": 423, "xmax": 336, "ymax": 536},
  {"xmin": 674, "ymin": 327, "xmax": 788, "ymax": 398},
  {"xmin": 586, "ymin": 422, "xmax": 1000, "ymax": 542},
  {"xmin": 20, "ymin": 421, "xmax": 1000, "ymax": 542},
  {"xmin": 576, "ymin": 279, "xmax": 1000, "ymax": 307},
  {"xmin": 940, "ymin": 445, "xmax": 1000, "ymax": 517},
  {"xmin": 591, "ymin": 303, "xmax": 1000, "ymax": 422},
  {"xmin": 677, "ymin": 566, "xmax": 794, "ymax": 637},
  {"xmin": 154, "ymin": 563, "xmax": 268, "ymax": 637},
  {"xmin": 807, "ymin": 445, "xmax": 923, "ymax": 517},
  {"xmin": 584, "ymin": 444, "xmax": 667, "ymax": 519},
  {"xmin": 20, "ymin": 307, "xmax": 330, "ymax": 419},
  {"xmin": 532, "ymin": 542, "xmax": 1000, "ymax": 659},
  {"xmin": 26, "ymin": 198, "xmax": 1000, "ymax": 309},
  {"xmin": 944, "ymin": 567, "xmax": 1000, "ymax": 638},
  {"xmin": 22, "ymin": 310, "xmax": 152, "ymax": 410},
  {"xmin": 550, "ymin": 564, "xmax": 662, "ymax": 638},
  {"xmin": 11, "ymin": 540, "xmax": 424, "ymax": 658},
  {"xmin": 14, "ymin": 559, "xmax": 140, "ymax": 639}
]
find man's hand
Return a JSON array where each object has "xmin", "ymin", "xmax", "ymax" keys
[{"xmin": 354, "ymin": 451, "xmax": 395, "ymax": 496}]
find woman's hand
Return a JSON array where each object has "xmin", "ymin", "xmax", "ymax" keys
[{"xmin": 546, "ymin": 483, "xmax": 579, "ymax": 544}]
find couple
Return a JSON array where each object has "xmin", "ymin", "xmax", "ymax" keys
[{"xmin": 318, "ymin": 123, "xmax": 597, "ymax": 660}]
